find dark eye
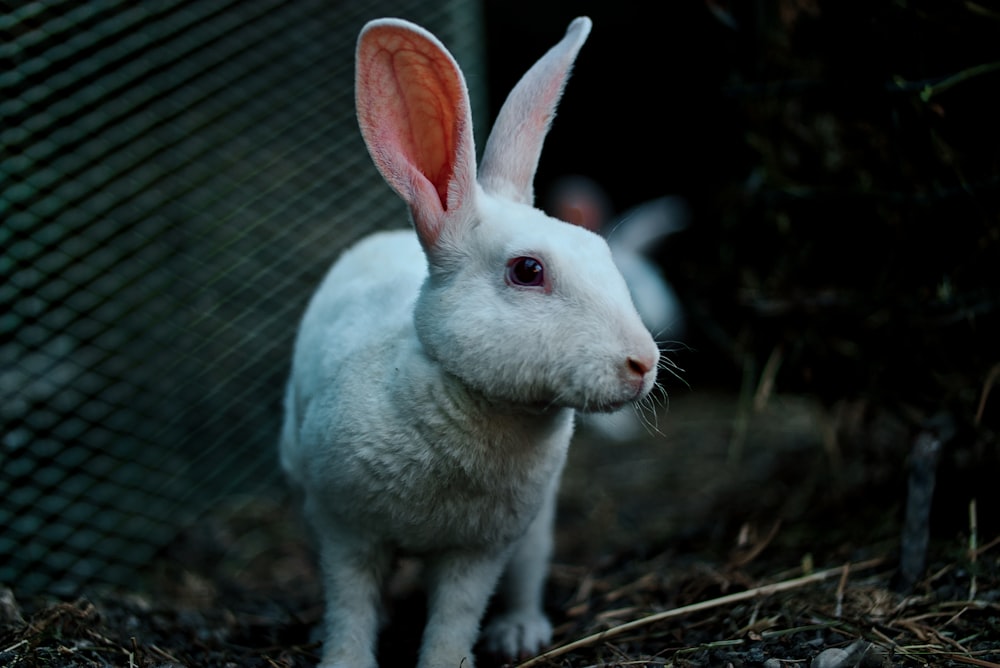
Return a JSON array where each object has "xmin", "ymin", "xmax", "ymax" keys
[{"xmin": 505, "ymin": 256, "xmax": 545, "ymax": 288}]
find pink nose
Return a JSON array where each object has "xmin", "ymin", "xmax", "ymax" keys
[{"xmin": 626, "ymin": 353, "xmax": 657, "ymax": 379}]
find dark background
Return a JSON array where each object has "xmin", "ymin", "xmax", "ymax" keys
[
  {"xmin": 484, "ymin": 1, "xmax": 743, "ymax": 216},
  {"xmin": 482, "ymin": 0, "xmax": 1000, "ymax": 533},
  {"xmin": 482, "ymin": 0, "xmax": 1000, "ymax": 402}
]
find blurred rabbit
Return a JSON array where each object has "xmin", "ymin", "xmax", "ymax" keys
[
  {"xmin": 548, "ymin": 175, "xmax": 689, "ymax": 340},
  {"xmin": 549, "ymin": 176, "xmax": 688, "ymax": 441},
  {"xmin": 280, "ymin": 17, "xmax": 659, "ymax": 668}
]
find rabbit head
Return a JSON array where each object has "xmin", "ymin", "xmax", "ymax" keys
[
  {"xmin": 356, "ymin": 17, "xmax": 658, "ymax": 413},
  {"xmin": 548, "ymin": 175, "xmax": 690, "ymax": 340}
]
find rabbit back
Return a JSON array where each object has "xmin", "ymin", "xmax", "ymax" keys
[{"xmin": 280, "ymin": 230, "xmax": 423, "ymax": 482}]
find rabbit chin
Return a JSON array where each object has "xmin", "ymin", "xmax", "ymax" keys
[
  {"xmin": 494, "ymin": 391, "xmax": 638, "ymax": 415},
  {"xmin": 581, "ymin": 394, "xmax": 643, "ymax": 414},
  {"xmin": 574, "ymin": 383, "xmax": 652, "ymax": 414},
  {"xmin": 476, "ymin": 391, "xmax": 639, "ymax": 417},
  {"xmin": 452, "ymin": 365, "xmax": 650, "ymax": 416}
]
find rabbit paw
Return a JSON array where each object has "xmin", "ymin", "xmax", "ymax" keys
[{"xmin": 481, "ymin": 610, "xmax": 553, "ymax": 659}]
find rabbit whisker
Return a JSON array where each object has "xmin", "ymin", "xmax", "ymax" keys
[
  {"xmin": 633, "ymin": 397, "xmax": 665, "ymax": 438},
  {"xmin": 656, "ymin": 353, "xmax": 688, "ymax": 389},
  {"xmin": 655, "ymin": 337, "xmax": 691, "ymax": 353},
  {"xmin": 651, "ymin": 325, "xmax": 678, "ymax": 342}
]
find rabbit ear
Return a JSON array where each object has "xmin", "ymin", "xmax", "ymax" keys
[
  {"xmin": 609, "ymin": 196, "xmax": 691, "ymax": 254},
  {"xmin": 547, "ymin": 175, "xmax": 613, "ymax": 233},
  {"xmin": 479, "ymin": 17, "xmax": 592, "ymax": 205},
  {"xmin": 355, "ymin": 19, "xmax": 477, "ymax": 250}
]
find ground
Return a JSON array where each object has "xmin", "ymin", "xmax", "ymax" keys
[{"xmin": 3, "ymin": 388, "xmax": 998, "ymax": 667}]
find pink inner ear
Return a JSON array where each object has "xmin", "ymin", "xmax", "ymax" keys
[
  {"xmin": 555, "ymin": 197, "xmax": 602, "ymax": 232},
  {"xmin": 358, "ymin": 27, "xmax": 465, "ymax": 214}
]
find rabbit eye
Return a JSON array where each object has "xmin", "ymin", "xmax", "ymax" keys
[{"xmin": 506, "ymin": 256, "xmax": 545, "ymax": 288}]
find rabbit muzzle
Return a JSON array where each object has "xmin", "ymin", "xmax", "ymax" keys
[
  {"xmin": 626, "ymin": 350, "xmax": 659, "ymax": 394},
  {"xmin": 586, "ymin": 345, "xmax": 659, "ymax": 413},
  {"xmin": 624, "ymin": 357, "xmax": 658, "ymax": 401}
]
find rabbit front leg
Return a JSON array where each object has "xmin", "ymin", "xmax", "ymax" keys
[
  {"xmin": 418, "ymin": 550, "xmax": 510, "ymax": 668},
  {"xmin": 314, "ymin": 528, "xmax": 392, "ymax": 668},
  {"xmin": 480, "ymin": 481, "xmax": 558, "ymax": 660}
]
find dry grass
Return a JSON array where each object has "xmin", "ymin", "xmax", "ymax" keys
[{"xmin": 2, "ymin": 522, "xmax": 997, "ymax": 668}]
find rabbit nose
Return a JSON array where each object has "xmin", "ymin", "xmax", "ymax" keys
[{"xmin": 626, "ymin": 353, "xmax": 657, "ymax": 379}]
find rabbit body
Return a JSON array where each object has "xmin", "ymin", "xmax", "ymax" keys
[
  {"xmin": 282, "ymin": 227, "xmax": 573, "ymax": 667},
  {"xmin": 281, "ymin": 17, "xmax": 658, "ymax": 668}
]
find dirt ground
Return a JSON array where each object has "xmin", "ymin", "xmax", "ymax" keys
[{"xmin": 3, "ymin": 384, "xmax": 998, "ymax": 668}]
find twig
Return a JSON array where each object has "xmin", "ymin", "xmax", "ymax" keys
[
  {"xmin": 730, "ymin": 520, "xmax": 782, "ymax": 568},
  {"xmin": 973, "ymin": 533, "xmax": 1000, "ymax": 558},
  {"xmin": 729, "ymin": 354, "xmax": 755, "ymax": 464},
  {"xmin": 965, "ymin": 1, "xmax": 1000, "ymax": 21},
  {"xmin": 968, "ymin": 498, "xmax": 978, "ymax": 600},
  {"xmin": 866, "ymin": 627, "xmax": 930, "ymax": 664},
  {"xmin": 920, "ymin": 62, "xmax": 1000, "ymax": 102},
  {"xmin": 516, "ymin": 558, "xmax": 886, "ymax": 668},
  {"xmin": 942, "ymin": 654, "xmax": 1000, "ymax": 668},
  {"xmin": 1, "ymin": 639, "xmax": 28, "ymax": 656},
  {"xmin": 975, "ymin": 363, "xmax": 1000, "ymax": 426},
  {"xmin": 147, "ymin": 644, "xmax": 183, "ymax": 663},
  {"xmin": 943, "ymin": 606, "xmax": 971, "ymax": 633},
  {"xmin": 835, "ymin": 560, "xmax": 850, "ymax": 619},
  {"xmin": 753, "ymin": 345, "xmax": 784, "ymax": 412}
]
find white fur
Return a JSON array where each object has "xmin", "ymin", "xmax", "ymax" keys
[
  {"xmin": 281, "ymin": 17, "xmax": 658, "ymax": 668},
  {"xmin": 548, "ymin": 176, "xmax": 689, "ymax": 442},
  {"xmin": 548, "ymin": 175, "xmax": 689, "ymax": 340}
]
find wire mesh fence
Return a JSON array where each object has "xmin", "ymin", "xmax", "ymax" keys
[{"xmin": 1, "ymin": 0, "xmax": 485, "ymax": 595}]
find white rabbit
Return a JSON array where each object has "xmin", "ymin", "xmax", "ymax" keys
[{"xmin": 280, "ymin": 17, "xmax": 659, "ymax": 668}]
